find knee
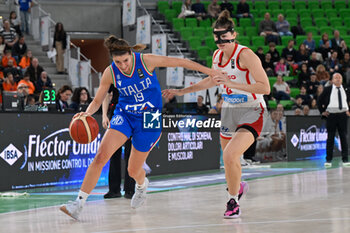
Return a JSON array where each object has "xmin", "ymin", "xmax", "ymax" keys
[
  {"xmin": 127, "ymin": 166, "xmax": 139, "ymax": 178},
  {"xmin": 92, "ymin": 152, "xmax": 109, "ymax": 167},
  {"xmin": 223, "ymin": 151, "xmax": 240, "ymax": 167}
]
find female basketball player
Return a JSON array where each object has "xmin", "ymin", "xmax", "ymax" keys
[
  {"xmin": 163, "ymin": 10, "xmax": 270, "ymax": 218},
  {"xmin": 60, "ymin": 36, "xmax": 225, "ymax": 220}
]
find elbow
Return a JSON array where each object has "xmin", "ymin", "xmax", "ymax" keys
[{"xmin": 264, "ymin": 88, "xmax": 271, "ymax": 95}]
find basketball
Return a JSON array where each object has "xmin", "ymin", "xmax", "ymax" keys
[{"xmin": 69, "ymin": 115, "xmax": 99, "ymax": 144}]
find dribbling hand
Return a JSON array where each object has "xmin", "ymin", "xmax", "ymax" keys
[
  {"xmin": 212, "ymin": 74, "xmax": 231, "ymax": 87},
  {"xmin": 73, "ymin": 112, "xmax": 91, "ymax": 119}
]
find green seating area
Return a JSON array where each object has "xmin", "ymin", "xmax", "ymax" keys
[{"xmin": 158, "ymin": 0, "xmax": 350, "ymax": 65}]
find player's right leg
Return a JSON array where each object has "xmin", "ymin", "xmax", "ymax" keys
[{"xmin": 60, "ymin": 129, "xmax": 128, "ymax": 220}]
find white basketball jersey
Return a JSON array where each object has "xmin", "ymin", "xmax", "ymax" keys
[{"xmin": 212, "ymin": 43, "xmax": 265, "ymax": 106}]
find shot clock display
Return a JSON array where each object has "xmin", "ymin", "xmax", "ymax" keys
[{"xmin": 42, "ymin": 88, "xmax": 56, "ymax": 105}]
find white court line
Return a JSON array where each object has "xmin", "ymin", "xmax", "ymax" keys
[{"xmin": 94, "ymin": 217, "xmax": 350, "ymax": 233}]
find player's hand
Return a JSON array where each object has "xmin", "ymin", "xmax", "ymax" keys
[
  {"xmin": 162, "ymin": 89, "xmax": 184, "ymax": 99},
  {"xmin": 210, "ymin": 69, "xmax": 227, "ymax": 78},
  {"xmin": 212, "ymin": 74, "xmax": 231, "ymax": 87},
  {"xmin": 73, "ymin": 112, "xmax": 91, "ymax": 119},
  {"xmin": 102, "ymin": 115, "xmax": 110, "ymax": 129}
]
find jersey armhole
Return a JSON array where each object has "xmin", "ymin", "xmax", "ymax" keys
[
  {"xmin": 109, "ymin": 65, "xmax": 116, "ymax": 87},
  {"xmin": 140, "ymin": 54, "xmax": 154, "ymax": 76}
]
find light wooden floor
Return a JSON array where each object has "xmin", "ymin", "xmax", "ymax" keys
[{"xmin": 1, "ymin": 167, "xmax": 350, "ymax": 233}]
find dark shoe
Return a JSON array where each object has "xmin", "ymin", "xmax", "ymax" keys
[
  {"xmin": 224, "ymin": 198, "xmax": 241, "ymax": 219},
  {"xmin": 104, "ymin": 191, "xmax": 122, "ymax": 199},
  {"xmin": 124, "ymin": 191, "xmax": 134, "ymax": 199}
]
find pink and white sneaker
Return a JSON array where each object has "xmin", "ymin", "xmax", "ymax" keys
[
  {"xmin": 238, "ymin": 181, "xmax": 249, "ymax": 200},
  {"xmin": 224, "ymin": 198, "xmax": 241, "ymax": 218}
]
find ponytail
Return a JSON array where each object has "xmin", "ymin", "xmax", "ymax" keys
[
  {"xmin": 213, "ymin": 10, "xmax": 235, "ymax": 30},
  {"xmin": 104, "ymin": 35, "xmax": 146, "ymax": 56}
]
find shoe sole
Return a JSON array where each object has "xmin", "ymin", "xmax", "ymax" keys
[
  {"xmin": 223, "ymin": 211, "xmax": 241, "ymax": 219},
  {"xmin": 59, "ymin": 205, "xmax": 79, "ymax": 220}
]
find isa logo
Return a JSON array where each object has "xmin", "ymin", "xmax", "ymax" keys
[
  {"xmin": 0, "ymin": 144, "xmax": 23, "ymax": 166},
  {"xmin": 143, "ymin": 110, "xmax": 162, "ymax": 130}
]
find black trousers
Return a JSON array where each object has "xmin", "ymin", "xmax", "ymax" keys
[
  {"xmin": 326, "ymin": 112, "xmax": 349, "ymax": 162},
  {"xmin": 108, "ymin": 138, "xmax": 135, "ymax": 193}
]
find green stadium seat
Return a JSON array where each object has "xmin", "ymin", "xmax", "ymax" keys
[
  {"xmin": 250, "ymin": 46, "xmax": 257, "ymax": 53},
  {"xmin": 185, "ymin": 18, "xmax": 198, "ymax": 28},
  {"xmin": 296, "ymin": 35, "xmax": 307, "ymax": 46},
  {"xmin": 237, "ymin": 36, "xmax": 250, "ymax": 46},
  {"xmin": 172, "ymin": 1, "xmax": 183, "ymax": 15},
  {"xmin": 252, "ymin": 36, "xmax": 265, "ymax": 47},
  {"xmin": 314, "ymin": 18, "xmax": 328, "ymax": 27},
  {"xmin": 268, "ymin": 2, "xmax": 280, "ymax": 10},
  {"xmin": 203, "ymin": 1, "xmax": 211, "ymax": 11},
  {"xmin": 245, "ymin": 26, "xmax": 257, "ymax": 39},
  {"xmin": 250, "ymin": 9, "xmax": 259, "ymax": 18},
  {"xmin": 172, "ymin": 18, "xmax": 184, "ymax": 32},
  {"xmin": 269, "ymin": 77, "xmax": 277, "ymax": 89},
  {"xmin": 304, "ymin": 26, "xmax": 319, "ymax": 36},
  {"xmin": 285, "ymin": 9, "xmax": 298, "ymax": 19},
  {"xmin": 195, "ymin": 27, "xmax": 207, "ymax": 38},
  {"xmin": 157, "ymin": 1, "xmax": 169, "ymax": 14},
  {"xmin": 271, "ymin": 9, "xmax": 285, "ymax": 18},
  {"xmin": 339, "ymin": 9, "xmax": 350, "ymax": 20},
  {"xmin": 205, "ymin": 36, "xmax": 217, "ymax": 51},
  {"xmin": 326, "ymin": 10, "xmax": 338, "ymax": 19},
  {"xmin": 254, "ymin": 1, "xmax": 266, "ymax": 10},
  {"xmin": 239, "ymin": 18, "xmax": 252, "ymax": 28},
  {"xmin": 180, "ymin": 27, "xmax": 193, "ymax": 41},
  {"xmin": 321, "ymin": 1, "xmax": 333, "ymax": 10},
  {"xmin": 319, "ymin": 26, "xmax": 333, "ymax": 36},
  {"xmin": 312, "ymin": 9, "xmax": 324, "ymax": 18},
  {"xmin": 287, "ymin": 18, "xmax": 297, "ymax": 27},
  {"xmin": 342, "ymin": 35, "xmax": 350, "ymax": 45},
  {"xmin": 314, "ymin": 36, "xmax": 321, "ymax": 47},
  {"xmin": 290, "ymin": 88, "xmax": 300, "ymax": 98},
  {"xmin": 344, "ymin": 18, "xmax": 350, "ymax": 28},
  {"xmin": 197, "ymin": 47, "xmax": 211, "ymax": 61},
  {"xmin": 298, "ymin": 9, "xmax": 310, "ymax": 17},
  {"xmin": 188, "ymin": 36, "xmax": 202, "ymax": 50},
  {"xmin": 334, "ymin": 1, "xmax": 347, "ymax": 10},
  {"xmin": 206, "ymin": 56, "xmax": 212, "ymax": 67},
  {"xmin": 281, "ymin": 2, "xmax": 293, "ymax": 10},
  {"xmin": 279, "ymin": 100, "xmax": 294, "ymax": 110},
  {"xmin": 255, "ymin": 17, "xmax": 264, "ymax": 27},
  {"xmin": 262, "ymin": 46, "xmax": 269, "ymax": 53},
  {"xmin": 283, "ymin": 76, "xmax": 296, "ymax": 82},
  {"xmin": 258, "ymin": 9, "xmax": 270, "ymax": 17},
  {"xmin": 205, "ymin": 27, "xmax": 213, "ymax": 36},
  {"xmin": 308, "ymin": 1, "xmax": 320, "ymax": 9},
  {"xmin": 234, "ymin": 27, "xmax": 245, "ymax": 36},
  {"xmin": 199, "ymin": 18, "xmax": 211, "ymax": 28},
  {"xmin": 337, "ymin": 27, "xmax": 348, "ymax": 37},
  {"xmin": 329, "ymin": 18, "xmax": 343, "ymax": 28},
  {"xmin": 268, "ymin": 100, "xmax": 277, "ymax": 109},
  {"xmin": 294, "ymin": 1, "xmax": 306, "ymax": 11},
  {"xmin": 275, "ymin": 45, "xmax": 284, "ymax": 55},
  {"xmin": 164, "ymin": 9, "xmax": 177, "ymax": 22},
  {"xmin": 281, "ymin": 36, "xmax": 294, "ymax": 47},
  {"xmin": 300, "ymin": 18, "xmax": 313, "ymax": 28}
]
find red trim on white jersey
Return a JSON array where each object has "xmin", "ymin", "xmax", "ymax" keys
[
  {"xmin": 236, "ymin": 47, "xmax": 249, "ymax": 71},
  {"xmin": 218, "ymin": 43, "xmax": 238, "ymax": 68},
  {"xmin": 236, "ymin": 103, "xmax": 265, "ymax": 136},
  {"xmin": 245, "ymin": 71, "xmax": 257, "ymax": 100},
  {"xmin": 220, "ymin": 134, "xmax": 232, "ymax": 140}
]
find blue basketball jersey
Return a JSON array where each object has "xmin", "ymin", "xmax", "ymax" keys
[{"xmin": 109, "ymin": 52, "xmax": 162, "ymax": 115}]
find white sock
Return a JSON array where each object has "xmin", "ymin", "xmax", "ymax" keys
[
  {"xmin": 228, "ymin": 193, "xmax": 239, "ymax": 203},
  {"xmin": 137, "ymin": 181, "xmax": 145, "ymax": 189},
  {"xmin": 76, "ymin": 190, "xmax": 89, "ymax": 205}
]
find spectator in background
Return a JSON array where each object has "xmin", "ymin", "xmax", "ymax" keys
[
  {"xmin": 24, "ymin": 94, "xmax": 38, "ymax": 111},
  {"xmin": 2, "ymin": 73, "xmax": 17, "ymax": 92},
  {"xmin": 341, "ymin": 52, "xmax": 350, "ymax": 85},
  {"xmin": 2, "ymin": 50, "xmax": 17, "ymax": 68},
  {"xmin": 53, "ymin": 22, "xmax": 67, "ymax": 74},
  {"xmin": 276, "ymin": 14, "xmax": 293, "ymax": 37},
  {"xmin": 236, "ymin": 0, "xmax": 253, "ymax": 20},
  {"xmin": 292, "ymin": 97, "xmax": 303, "ymax": 110},
  {"xmin": 209, "ymin": 94, "xmax": 223, "ymax": 114},
  {"xmin": 296, "ymin": 85, "xmax": 311, "ymax": 105},
  {"xmin": 0, "ymin": 19, "xmax": 18, "ymax": 51},
  {"xmin": 319, "ymin": 33, "xmax": 332, "ymax": 49},
  {"xmin": 325, "ymin": 51, "xmax": 341, "ymax": 76},
  {"xmin": 282, "ymin": 40, "xmax": 298, "ymax": 73},
  {"xmin": 18, "ymin": 72, "xmax": 35, "ymax": 94},
  {"xmin": 12, "ymin": 35, "xmax": 27, "ymax": 62},
  {"xmin": 35, "ymin": 71, "xmax": 53, "ymax": 94},
  {"xmin": 331, "ymin": 30, "xmax": 343, "ymax": 51},
  {"xmin": 338, "ymin": 40, "xmax": 349, "ymax": 60},
  {"xmin": 178, "ymin": 0, "xmax": 195, "ymax": 19},
  {"xmin": 19, "ymin": 0, "xmax": 33, "ymax": 35},
  {"xmin": 303, "ymin": 32, "xmax": 316, "ymax": 53},
  {"xmin": 191, "ymin": 0, "xmax": 208, "ymax": 20},
  {"xmin": 275, "ymin": 57, "xmax": 289, "ymax": 76},
  {"xmin": 319, "ymin": 40, "xmax": 332, "ymax": 61},
  {"xmin": 259, "ymin": 12, "xmax": 279, "ymax": 44},
  {"xmin": 220, "ymin": 0, "xmax": 234, "ymax": 17},
  {"xmin": 196, "ymin": 95, "xmax": 209, "ymax": 114},
  {"xmin": 298, "ymin": 63, "xmax": 310, "ymax": 87},
  {"xmin": 163, "ymin": 96, "xmax": 177, "ymax": 114},
  {"xmin": 9, "ymin": 11, "xmax": 21, "ymax": 36},
  {"xmin": 308, "ymin": 51, "xmax": 321, "ymax": 73},
  {"xmin": 17, "ymin": 82, "xmax": 30, "ymax": 110},
  {"xmin": 303, "ymin": 105, "xmax": 310, "ymax": 116},
  {"xmin": 55, "ymin": 85, "xmax": 72, "ymax": 112},
  {"xmin": 255, "ymin": 47, "xmax": 265, "ymax": 63},
  {"xmin": 268, "ymin": 42, "xmax": 280, "ymax": 63},
  {"xmin": 0, "ymin": 35, "xmax": 5, "ymax": 56},
  {"xmin": 294, "ymin": 107, "xmax": 302, "ymax": 115},
  {"xmin": 69, "ymin": 87, "xmax": 92, "ymax": 111},
  {"xmin": 26, "ymin": 57, "xmax": 44, "ymax": 83},
  {"xmin": 316, "ymin": 64, "xmax": 330, "ymax": 85},
  {"xmin": 314, "ymin": 84, "xmax": 324, "ymax": 100},
  {"xmin": 296, "ymin": 43, "xmax": 309, "ymax": 66},
  {"xmin": 263, "ymin": 53, "xmax": 275, "ymax": 76},
  {"xmin": 208, "ymin": 0, "xmax": 221, "ymax": 19},
  {"xmin": 310, "ymin": 98, "xmax": 318, "ymax": 109},
  {"xmin": 306, "ymin": 73, "xmax": 320, "ymax": 97},
  {"xmin": 3, "ymin": 59, "xmax": 22, "ymax": 82},
  {"xmin": 18, "ymin": 49, "xmax": 32, "ymax": 71},
  {"xmin": 273, "ymin": 74, "xmax": 290, "ymax": 101}
]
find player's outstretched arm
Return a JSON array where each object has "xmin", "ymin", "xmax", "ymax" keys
[
  {"xmin": 143, "ymin": 54, "xmax": 226, "ymax": 78},
  {"xmin": 162, "ymin": 76, "xmax": 216, "ymax": 99},
  {"xmin": 212, "ymin": 49, "xmax": 270, "ymax": 95},
  {"xmin": 75, "ymin": 68, "xmax": 112, "ymax": 118}
]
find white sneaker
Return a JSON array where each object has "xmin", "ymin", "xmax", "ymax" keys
[
  {"xmin": 131, "ymin": 177, "xmax": 149, "ymax": 209},
  {"xmin": 60, "ymin": 199, "xmax": 83, "ymax": 220},
  {"xmin": 324, "ymin": 162, "xmax": 332, "ymax": 168},
  {"xmin": 343, "ymin": 162, "xmax": 350, "ymax": 167}
]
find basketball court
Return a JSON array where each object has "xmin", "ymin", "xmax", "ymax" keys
[{"xmin": 1, "ymin": 159, "xmax": 349, "ymax": 233}]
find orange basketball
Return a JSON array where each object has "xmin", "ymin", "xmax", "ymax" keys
[{"xmin": 69, "ymin": 115, "xmax": 99, "ymax": 144}]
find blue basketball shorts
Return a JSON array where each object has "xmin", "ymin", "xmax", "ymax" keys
[{"xmin": 109, "ymin": 108, "xmax": 162, "ymax": 152}]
